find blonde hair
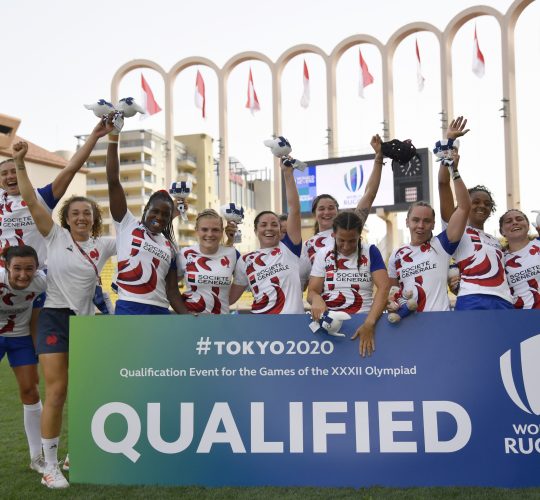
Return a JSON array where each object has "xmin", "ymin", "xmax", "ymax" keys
[{"xmin": 195, "ymin": 209, "xmax": 223, "ymax": 229}]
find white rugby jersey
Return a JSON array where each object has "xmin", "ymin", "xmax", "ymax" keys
[
  {"xmin": 178, "ymin": 245, "xmax": 239, "ymax": 314},
  {"xmin": 44, "ymin": 225, "xmax": 116, "ymax": 315},
  {"xmin": 115, "ymin": 211, "xmax": 176, "ymax": 308},
  {"xmin": 300, "ymin": 229, "xmax": 333, "ymax": 285},
  {"xmin": 388, "ymin": 231, "xmax": 458, "ymax": 312},
  {"xmin": 0, "ymin": 185, "xmax": 57, "ymax": 269},
  {"xmin": 234, "ymin": 235, "xmax": 304, "ymax": 314},
  {"xmin": 504, "ymin": 238, "xmax": 540, "ymax": 309},
  {"xmin": 453, "ymin": 226, "xmax": 512, "ymax": 302},
  {"xmin": 0, "ymin": 269, "xmax": 46, "ymax": 337},
  {"xmin": 310, "ymin": 242, "xmax": 386, "ymax": 314}
]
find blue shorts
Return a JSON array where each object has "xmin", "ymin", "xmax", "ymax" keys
[
  {"xmin": 36, "ymin": 308, "xmax": 75, "ymax": 355},
  {"xmin": 33, "ymin": 291, "xmax": 46, "ymax": 309},
  {"xmin": 0, "ymin": 335, "xmax": 38, "ymax": 367},
  {"xmin": 455, "ymin": 294, "xmax": 514, "ymax": 311},
  {"xmin": 115, "ymin": 300, "xmax": 170, "ymax": 315}
]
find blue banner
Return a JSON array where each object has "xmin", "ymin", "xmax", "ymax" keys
[{"xmin": 69, "ymin": 310, "xmax": 540, "ymax": 487}]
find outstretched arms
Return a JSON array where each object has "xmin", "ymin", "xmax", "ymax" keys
[
  {"xmin": 282, "ymin": 158, "xmax": 301, "ymax": 245},
  {"xmin": 52, "ymin": 118, "xmax": 114, "ymax": 200},
  {"xmin": 438, "ymin": 116, "xmax": 470, "ymax": 222},
  {"xmin": 106, "ymin": 133, "xmax": 127, "ymax": 222},
  {"xmin": 355, "ymin": 134, "xmax": 385, "ymax": 222},
  {"xmin": 12, "ymin": 142, "xmax": 54, "ymax": 237}
]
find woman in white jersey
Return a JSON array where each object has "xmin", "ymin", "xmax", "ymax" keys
[
  {"xmin": 499, "ymin": 210, "xmax": 540, "ymax": 309},
  {"xmin": 106, "ymin": 132, "xmax": 188, "ymax": 315},
  {"xmin": 0, "ymin": 118, "xmax": 115, "ymax": 339},
  {"xmin": 0, "ymin": 246, "xmax": 46, "ymax": 474},
  {"xmin": 388, "ymin": 150, "xmax": 471, "ymax": 312},
  {"xmin": 178, "ymin": 209, "xmax": 239, "ymax": 314},
  {"xmin": 13, "ymin": 141, "xmax": 116, "ymax": 489},
  {"xmin": 308, "ymin": 211, "xmax": 390, "ymax": 356},
  {"xmin": 438, "ymin": 117, "xmax": 513, "ymax": 310},
  {"xmin": 300, "ymin": 135, "xmax": 386, "ymax": 284},
  {"xmin": 231, "ymin": 159, "xmax": 304, "ymax": 314}
]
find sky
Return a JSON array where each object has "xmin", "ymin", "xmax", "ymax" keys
[{"xmin": 1, "ymin": 0, "xmax": 538, "ymax": 242}]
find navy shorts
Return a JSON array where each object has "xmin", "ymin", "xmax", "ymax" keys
[
  {"xmin": 32, "ymin": 291, "xmax": 46, "ymax": 309},
  {"xmin": 0, "ymin": 335, "xmax": 38, "ymax": 367},
  {"xmin": 115, "ymin": 300, "xmax": 170, "ymax": 315},
  {"xmin": 36, "ymin": 308, "xmax": 75, "ymax": 355},
  {"xmin": 455, "ymin": 294, "xmax": 514, "ymax": 311}
]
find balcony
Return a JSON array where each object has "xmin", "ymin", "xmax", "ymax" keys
[
  {"xmin": 177, "ymin": 154, "xmax": 197, "ymax": 171},
  {"xmin": 87, "ymin": 179, "xmax": 155, "ymax": 192},
  {"xmin": 86, "ymin": 159, "xmax": 154, "ymax": 175}
]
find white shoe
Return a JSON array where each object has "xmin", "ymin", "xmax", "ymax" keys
[
  {"xmin": 62, "ymin": 454, "xmax": 69, "ymax": 471},
  {"xmin": 29, "ymin": 455, "xmax": 46, "ymax": 474},
  {"xmin": 41, "ymin": 464, "xmax": 69, "ymax": 489}
]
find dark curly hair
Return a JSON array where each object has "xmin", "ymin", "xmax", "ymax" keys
[
  {"xmin": 468, "ymin": 185, "xmax": 496, "ymax": 214},
  {"xmin": 59, "ymin": 196, "xmax": 103, "ymax": 238}
]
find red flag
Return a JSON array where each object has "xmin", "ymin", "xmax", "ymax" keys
[
  {"xmin": 300, "ymin": 59, "xmax": 310, "ymax": 108},
  {"xmin": 141, "ymin": 74, "xmax": 162, "ymax": 115},
  {"xmin": 195, "ymin": 70, "xmax": 206, "ymax": 119},
  {"xmin": 245, "ymin": 67, "xmax": 260, "ymax": 114},
  {"xmin": 358, "ymin": 49, "xmax": 374, "ymax": 98},
  {"xmin": 472, "ymin": 25, "xmax": 485, "ymax": 78},
  {"xmin": 416, "ymin": 39, "xmax": 425, "ymax": 92}
]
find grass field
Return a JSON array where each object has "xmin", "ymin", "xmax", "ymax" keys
[{"xmin": 2, "ymin": 361, "xmax": 540, "ymax": 499}]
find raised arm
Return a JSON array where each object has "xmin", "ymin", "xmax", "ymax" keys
[
  {"xmin": 52, "ymin": 118, "xmax": 114, "ymax": 200},
  {"xmin": 282, "ymin": 159, "xmax": 301, "ymax": 245},
  {"xmin": 12, "ymin": 142, "xmax": 54, "ymax": 237},
  {"xmin": 355, "ymin": 134, "xmax": 384, "ymax": 222},
  {"xmin": 445, "ymin": 152, "xmax": 471, "ymax": 243},
  {"xmin": 106, "ymin": 135, "xmax": 127, "ymax": 222},
  {"xmin": 438, "ymin": 116, "xmax": 470, "ymax": 222}
]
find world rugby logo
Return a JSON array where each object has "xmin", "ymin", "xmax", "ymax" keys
[
  {"xmin": 500, "ymin": 334, "xmax": 540, "ymax": 415},
  {"xmin": 343, "ymin": 164, "xmax": 364, "ymax": 193}
]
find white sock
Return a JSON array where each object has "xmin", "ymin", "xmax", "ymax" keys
[
  {"xmin": 23, "ymin": 401, "xmax": 42, "ymax": 459},
  {"xmin": 42, "ymin": 437, "xmax": 59, "ymax": 468}
]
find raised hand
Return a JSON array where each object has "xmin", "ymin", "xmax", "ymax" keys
[
  {"xmin": 446, "ymin": 116, "xmax": 470, "ymax": 141},
  {"xmin": 12, "ymin": 141, "xmax": 28, "ymax": 163}
]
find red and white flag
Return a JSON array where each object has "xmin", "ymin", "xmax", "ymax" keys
[
  {"xmin": 195, "ymin": 70, "xmax": 206, "ymax": 119},
  {"xmin": 472, "ymin": 25, "xmax": 485, "ymax": 78},
  {"xmin": 416, "ymin": 39, "xmax": 425, "ymax": 92},
  {"xmin": 141, "ymin": 74, "xmax": 162, "ymax": 116},
  {"xmin": 358, "ymin": 49, "xmax": 374, "ymax": 98},
  {"xmin": 300, "ymin": 59, "xmax": 310, "ymax": 108},
  {"xmin": 245, "ymin": 67, "xmax": 260, "ymax": 114}
]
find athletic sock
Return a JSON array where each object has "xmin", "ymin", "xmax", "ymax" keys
[
  {"xmin": 23, "ymin": 401, "xmax": 42, "ymax": 459},
  {"xmin": 42, "ymin": 437, "xmax": 60, "ymax": 468}
]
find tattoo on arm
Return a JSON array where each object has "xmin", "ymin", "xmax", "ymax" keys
[{"xmin": 355, "ymin": 207, "xmax": 369, "ymax": 225}]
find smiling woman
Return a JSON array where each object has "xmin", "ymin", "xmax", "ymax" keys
[
  {"xmin": 106, "ymin": 126, "xmax": 189, "ymax": 316},
  {"xmin": 438, "ymin": 117, "xmax": 513, "ymax": 311},
  {"xmin": 230, "ymin": 158, "xmax": 304, "ymax": 314},
  {"xmin": 177, "ymin": 209, "xmax": 240, "ymax": 314}
]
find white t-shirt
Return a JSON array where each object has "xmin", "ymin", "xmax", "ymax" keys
[
  {"xmin": 0, "ymin": 269, "xmax": 46, "ymax": 337},
  {"xmin": 300, "ymin": 229, "xmax": 333, "ymax": 285},
  {"xmin": 44, "ymin": 225, "xmax": 116, "ymax": 315},
  {"xmin": 452, "ymin": 226, "xmax": 513, "ymax": 302},
  {"xmin": 310, "ymin": 242, "xmax": 386, "ymax": 313},
  {"xmin": 178, "ymin": 245, "xmax": 239, "ymax": 314},
  {"xmin": 234, "ymin": 235, "xmax": 304, "ymax": 314},
  {"xmin": 388, "ymin": 231, "xmax": 458, "ymax": 312},
  {"xmin": 504, "ymin": 238, "xmax": 540, "ymax": 309},
  {"xmin": 0, "ymin": 185, "xmax": 57, "ymax": 270},
  {"xmin": 114, "ymin": 211, "xmax": 176, "ymax": 308}
]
